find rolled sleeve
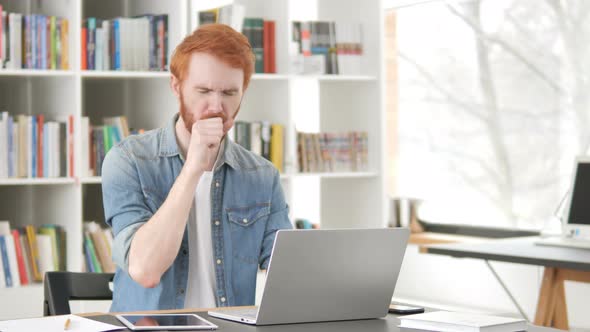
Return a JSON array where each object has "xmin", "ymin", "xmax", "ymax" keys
[
  {"xmin": 101, "ymin": 144, "xmax": 153, "ymax": 272},
  {"xmin": 259, "ymin": 168, "xmax": 293, "ymax": 269}
]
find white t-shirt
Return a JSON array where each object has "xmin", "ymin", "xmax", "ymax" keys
[
  {"xmin": 184, "ymin": 171, "xmax": 216, "ymax": 308},
  {"xmin": 184, "ymin": 143, "xmax": 224, "ymax": 308}
]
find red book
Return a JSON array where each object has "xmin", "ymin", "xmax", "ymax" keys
[
  {"xmin": 263, "ymin": 21, "xmax": 271, "ymax": 73},
  {"xmin": 37, "ymin": 114, "xmax": 44, "ymax": 178},
  {"xmin": 0, "ymin": 5, "xmax": 3, "ymax": 63},
  {"xmin": 158, "ymin": 19, "xmax": 165, "ymax": 70},
  {"xmin": 68, "ymin": 115, "xmax": 74, "ymax": 177},
  {"xmin": 81, "ymin": 27, "xmax": 87, "ymax": 70},
  {"xmin": 269, "ymin": 21, "xmax": 276, "ymax": 73},
  {"xmin": 11, "ymin": 229, "xmax": 29, "ymax": 285}
]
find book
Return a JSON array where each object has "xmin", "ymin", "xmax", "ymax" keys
[
  {"xmin": 0, "ymin": 238, "xmax": 5, "ymax": 287},
  {"xmin": 270, "ymin": 124, "xmax": 284, "ymax": 173},
  {"xmin": 398, "ymin": 311, "xmax": 526, "ymax": 332},
  {"xmin": 0, "ymin": 235, "xmax": 13, "ymax": 287},
  {"xmin": 3, "ymin": 234, "xmax": 20, "ymax": 287},
  {"xmin": 19, "ymin": 233, "xmax": 33, "ymax": 284},
  {"xmin": 12, "ymin": 230, "xmax": 28, "ymax": 285},
  {"xmin": 84, "ymin": 231, "xmax": 102, "ymax": 273},
  {"xmin": 38, "ymin": 225, "xmax": 59, "ymax": 271},
  {"xmin": 36, "ymin": 234, "xmax": 55, "ymax": 277},
  {"xmin": 25, "ymin": 225, "xmax": 43, "ymax": 281}
]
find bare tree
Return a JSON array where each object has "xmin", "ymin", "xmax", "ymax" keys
[{"xmin": 396, "ymin": 0, "xmax": 588, "ymax": 226}]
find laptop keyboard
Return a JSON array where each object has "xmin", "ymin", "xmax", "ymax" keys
[{"xmin": 536, "ymin": 237, "xmax": 590, "ymax": 249}]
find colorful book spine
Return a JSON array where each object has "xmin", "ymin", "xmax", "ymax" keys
[
  {"xmin": 61, "ymin": 18, "xmax": 69, "ymax": 69},
  {"xmin": 84, "ymin": 232, "xmax": 102, "ymax": 273},
  {"xmin": 50, "ymin": 16, "xmax": 56, "ymax": 69},
  {"xmin": 37, "ymin": 114, "xmax": 44, "ymax": 178},
  {"xmin": 81, "ymin": 26, "xmax": 87, "ymax": 70},
  {"xmin": 270, "ymin": 124, "xmax": 284, "ymax": 173},
  {"xmin": 11, "ymin": 229, "xmax": 28, "ymax": 285},
  {"xmin": 0, "ymin": 236, "xmax": 13, "ymax": 287},
  {"xmin": 25, "ymin": 225, "xmax": 42, "ymax": 282}
]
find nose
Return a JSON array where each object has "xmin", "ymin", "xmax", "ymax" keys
[{"xmin": 208, "ymin": 91, "xmax": 223, "ymax": 113}]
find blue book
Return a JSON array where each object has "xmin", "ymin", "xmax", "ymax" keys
[
  {"xmin": 0, "ymin": 236, "xmax": 13, "ymax": 287},
  {"xmin": 87, "ymin": 17, "xmax": 96, "ymax": 70},
  {"xmin": 111, "ymin": 125, "xmax": 122, "ymax": 145},
  {"xmin": 83, "ymin": 239, "xmax": 95, "ymax": 272},
  {"xmin": 41, "ymin": 15, "xmax": 47, "ymax": 69},
  {"xmin": 113, "ymin": 19, "xmax": 120, "ymax": 70}
]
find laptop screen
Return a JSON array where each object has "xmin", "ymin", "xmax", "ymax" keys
[{"xmin": 568, "ymin": 162, "xmax": 590, "ymax": 226}]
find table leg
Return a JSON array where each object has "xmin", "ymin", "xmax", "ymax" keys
[
  {"xmin": 552, "ymin": 273, "xmax": 568, "ymax": 330},
  {"xmin": 534, "ymin": 267, "xmax": 557, "ymax": 326}
]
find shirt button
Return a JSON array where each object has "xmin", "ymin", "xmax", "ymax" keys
[
  {"xmin": 242, "ymin": 218, "xmax": 248, "ymax": 224},
  {"xmin": 220, "ymin": 297, "xmax": 226, "ymax": 303},
  {"xmin": 216, "ymin": 259, "xmax": 222, "ymax": 265},
  {"xmin": 182, "ymin": 249, "xmax": 188, "ymax": 255},
  {"xmin": 215, "ymin": 220, "xmax": 220, "ymax": 226},
  {"xmin": 179, "ymin": 289, "xmax": 185, "ymax": 294},
  {"xmin": 215, "ymin": 181, "xmax": 220, "ymax": 187}
]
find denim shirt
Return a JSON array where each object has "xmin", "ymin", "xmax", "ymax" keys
[{"xmin": 101, "ymin": 113, "xmax": 292, "ymax": 312}]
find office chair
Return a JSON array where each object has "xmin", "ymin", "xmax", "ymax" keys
[{"xmin": 43, "ymin": 271, "xmax": 115, "ymax": 316}]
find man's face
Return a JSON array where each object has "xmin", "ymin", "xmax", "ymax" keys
[{"xmin": 173, "ymin": 52, "xmax": 244, "ymax": 134}]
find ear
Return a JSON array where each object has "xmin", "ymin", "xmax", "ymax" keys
[{"xmin": 170, "ymin": 75, "xmax": 181, "ymax": 100}]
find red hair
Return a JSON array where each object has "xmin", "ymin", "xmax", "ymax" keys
[{"xmin": 170, "ymin": 24, "xmax": 255, "ymax": 90}]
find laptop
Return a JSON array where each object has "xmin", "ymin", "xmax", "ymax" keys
[
  {"xmin": 208, "ymin": 228, "xmax": 410, "ymax": 325},
  {"xmin": 536, "ymin": 157, "xmax": 590, "ymax": 249}
]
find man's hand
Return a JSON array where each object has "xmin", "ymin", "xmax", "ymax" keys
[{"xmin": 185, "ymin": 117, "xmax": 224, "ymax": 172}]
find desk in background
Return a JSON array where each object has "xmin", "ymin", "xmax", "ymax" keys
[
  {"xmin": 421, "ymin": 236, "xmax": 590, "ymax": 330},
  {"xmin": 83, "ymin": 307, "xmax": 560, "ymax": 332}
]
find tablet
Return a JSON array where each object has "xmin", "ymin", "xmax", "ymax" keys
[{"xmin": 115, "ymin": 313, "xmax": 218, "ymax": 330}]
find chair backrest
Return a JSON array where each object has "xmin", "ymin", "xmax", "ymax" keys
[{"xmin": 43, "ymin": 272, "xmax": 114, "ymax": 316}]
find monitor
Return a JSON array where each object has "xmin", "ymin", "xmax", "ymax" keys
[{"xmin": 564, "ymin": 157, "xmax": 590, "ymax": 239}]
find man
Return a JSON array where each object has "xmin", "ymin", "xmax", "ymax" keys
[{"xmin": 101, "ymin": 24, "xmax": 292, "ymax": 312}]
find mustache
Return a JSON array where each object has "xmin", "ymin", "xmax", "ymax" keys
[{"xmin": 201, "ymin": 112, "xmax": 228, "ymax": 122}]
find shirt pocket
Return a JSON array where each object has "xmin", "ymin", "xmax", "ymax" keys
[
  {"xmin": 226, "ymin": 203, "xmax": 271, "ymax": 263},
  {"xmin": 227, "ymin": 203, "xmax": 271, "ymax": 227}
]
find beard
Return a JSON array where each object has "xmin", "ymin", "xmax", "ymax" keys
[{"xmin": 178, "ymin": 91, "xmax": 239, "ymax": 134}]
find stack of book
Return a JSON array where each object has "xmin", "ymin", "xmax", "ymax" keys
[
  {"xmin": 80, "ymin": 116, "xmax": 136, "ymax": 177},
  {"xmin": 0, "ymin": 6, "xmax": 70, "ymax": 70},
  {"xmin": 229, "ymin": 121, "xmax": 284, "ymax": 173},
  {"xmin": 82, "ymin": 222, "xmax": 115, "ymax": 273},
  {"xmin": 197, "ymin": 4, "xmax": 276, "ymax": 74},
  {"xmin": 297, "ymin": 131, "xmax": 368, "ymax": 173},
  {"xmin": 291, "ymin": 21, "xmax": 363, "ymax": 75},
  {"xmin": 242, "ymin": 18, "xmax": 276, "ymax": 74},
  {"xmin": 0, "ymin": 112, "xmax": 74, "ymax": 178},
  {"xmin": 197, "ymin": 3, "xmax": 245, "ymax": 33},
  {"xmin": 0, "ymin": 220, "xmax": 67, "ymax": 287},
  {"xmin": 81, "ymin": 15, "xmax": 168, "ymax": 71}
]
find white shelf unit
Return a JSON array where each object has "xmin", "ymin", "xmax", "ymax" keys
[{"xmin": 0, "ymin": 0, "xmax": 385, "ymax": 319}]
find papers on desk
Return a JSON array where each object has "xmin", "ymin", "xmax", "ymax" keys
[
  {"xmin": 398, "ymin": 311, "xmax": 526, "ymax": 332},
  {"xmin": 0, "ymin": 314, "xmax": 125, "ymax": 332}
]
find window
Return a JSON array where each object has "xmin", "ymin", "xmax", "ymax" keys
[{"xmin": 390, "ymin": 0, "xmax": 589, "ymax": 228}]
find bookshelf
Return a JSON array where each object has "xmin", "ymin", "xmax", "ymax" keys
[{"xmin": 0, "ymin": 0, "xmax": 385, "ymax": 319}]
